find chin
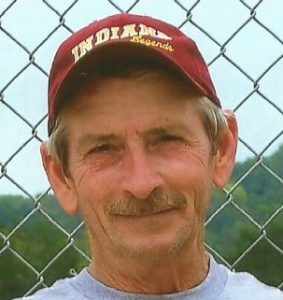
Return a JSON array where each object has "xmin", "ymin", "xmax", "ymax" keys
[{"xmin": 112, "ymin": 226, "xmax": 193, "ymax": 261}]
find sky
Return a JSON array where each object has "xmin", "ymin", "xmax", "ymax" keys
[{"xmin": 0, "ymin": 0, "xmax": 283, "ymax": 195}]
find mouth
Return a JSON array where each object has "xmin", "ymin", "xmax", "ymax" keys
[{"xmin": 112, "ymin": 208, "xmax": 177, "ymax": 217}]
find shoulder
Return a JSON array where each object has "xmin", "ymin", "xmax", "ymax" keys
[
  {"xmin": 223, "ymin": 266, "xmax": 283, "ymax": 300},
  {"xmin": 12, "ymin": 275, "xmax": 82, "ymax": 300}
]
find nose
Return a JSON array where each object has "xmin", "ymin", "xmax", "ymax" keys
[{"xmin": 121, "ymin": 145, "xmax": 162, "ymax": 200}]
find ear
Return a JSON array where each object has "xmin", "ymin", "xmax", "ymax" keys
[
  {"xmin": 40, "ymin": 142, "xmax": 79, "ymax": 215},
  {"xmin": 213, "ymin": 111, "xmax": 238, "ymax": 189}
]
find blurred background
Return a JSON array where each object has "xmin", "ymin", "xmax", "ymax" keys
[{"xmin": 0, "ymin": 0, "xmax": 282, "ymax": 299}]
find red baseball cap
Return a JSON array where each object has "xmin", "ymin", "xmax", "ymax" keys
[{"xmin": 48, "ymin": 13, "xmax": 220, "ymax": 135}]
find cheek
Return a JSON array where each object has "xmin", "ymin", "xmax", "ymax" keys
[
  {"xmin": 158, "ymin": 148, "xmax": 213, "ymax": 216},
  {"xmin": 73, "ymin": 172, "xmax": 111, "ymax": 238},
  {"xmin": 159, "ymin": 146, "xmax": 212, "ymax": 189},
  {"xmin": 71, "ymin": 163, "xmax": 122, "ymax": 215}
]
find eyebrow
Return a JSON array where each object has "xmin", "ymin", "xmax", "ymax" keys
[
  {"xmin": 143, "ymin": 123, "xmax": 193, "ymax": 138},
  {"xmin": 78, "ymin": 133, "xmax": 119, "ymax": 147}
]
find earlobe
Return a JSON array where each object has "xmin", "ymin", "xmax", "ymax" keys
[
  {"xmin": 213, "ymin": 111, "xmax": 238, "ymax": 189},
  {"xmin": 40, "ymin": 142, "xmax": 79, "ymax": 215}
]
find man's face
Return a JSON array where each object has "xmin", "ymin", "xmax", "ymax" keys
[{"xmin": 61, "ymin": 72, "xmax": 217, "ymax": 259}]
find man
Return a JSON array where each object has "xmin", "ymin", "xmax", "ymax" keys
[{"xmin": 16, "ymin": 13, "xmax": 283, "ymax": 299}]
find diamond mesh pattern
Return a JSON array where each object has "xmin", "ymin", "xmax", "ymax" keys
[{"xmin": 0, "ymin": 0, "xmax": 282, "ymax": 297}]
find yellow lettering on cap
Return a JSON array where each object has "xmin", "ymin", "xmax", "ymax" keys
[
  {"xmin": 96, "ymin": 28, "xmax": 110, "ymax": 45},
  {"xmin": 79, "ymin": 35, "xmax": 94, "ymax": 57},
  {"xmin": 71, "ymin": 45, "xmax": 80, "ymax": 63},
  {"xmin": 130, "ymin": 36, "xmax": 174, "ymax": 52},
  {"xmin": 130, "ymin": 36, "xmax": 140, "ymax": 43},
  {"xmin": 71, "ymin": 35, "xmax": 94, "ymax": 63},
  {"xmin": 120, "ymin": 23, "xmax": 138, "ymax": 38},
  {"xmin": 110, "ymin": 26, "xmax": 120, "ymax": 40},
  {"xmin": 71, "ymin": 23, "xmax": 174, "ymax": 64},
  {"xmin": 139, "ymin": 24, "xmax": 157, "ymax": 38},
  {"xmin": 139, "ymin": 24, "xmax": 172, "ymax": 40}
]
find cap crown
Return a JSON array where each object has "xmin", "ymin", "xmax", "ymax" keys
[{"xmin": 48, "ymin": 13, "xmax": 219, "ymax": 135}]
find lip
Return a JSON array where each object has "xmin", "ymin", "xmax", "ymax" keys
[{"xmin": 113, "ymin": 208, "xmax": 177, "ymax": 218}]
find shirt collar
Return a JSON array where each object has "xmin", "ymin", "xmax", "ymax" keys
[{"xmin": 74, "ymin": 255, "xmax": 228, "ymax": 299}]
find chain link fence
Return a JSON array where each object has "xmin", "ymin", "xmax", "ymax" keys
[{"xmin": 0, "ymin": 0, "xmax": 283, "ymax": 299}]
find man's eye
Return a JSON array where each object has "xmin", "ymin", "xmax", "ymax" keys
[
  {"xmin": 89, "ymin": 144, "xmax": 114, "ymax": 154},
  {"xmin": 150, "ymin": 135, "xmax": 184, "ymax": 148},
  {"xmin": 159, "ymin": 134, "xmax": 183, "ymax": 142}
]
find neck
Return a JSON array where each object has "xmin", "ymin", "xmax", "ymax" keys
[{"xmin": 88, "ymin": 242, "xmax": 209, "ymax": 294}]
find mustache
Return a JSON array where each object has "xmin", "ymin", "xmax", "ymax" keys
[{"xmin": 105, "ymin": 190, "xmax": 187, "ymax": 216}]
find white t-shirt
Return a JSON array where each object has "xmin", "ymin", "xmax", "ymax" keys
[{"xmin": 13, "ymin": 256, "xmax": 283, "ymax": 299}]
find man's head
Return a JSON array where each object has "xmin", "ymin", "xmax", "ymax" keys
[{"xmin": 41, "ymin": 14, "xmax": 238, "ymax": 261}]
